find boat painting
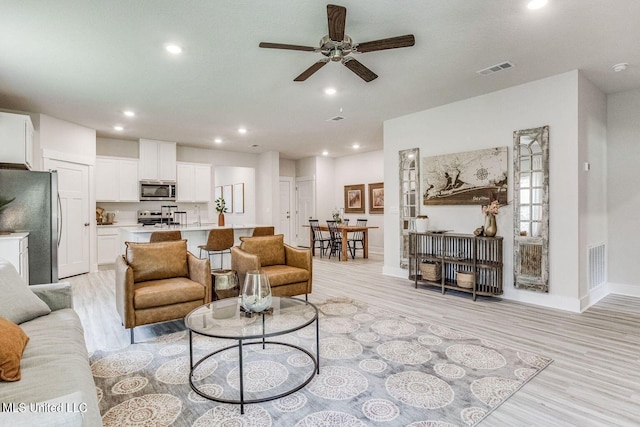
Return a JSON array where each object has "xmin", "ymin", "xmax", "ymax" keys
[{"xmin": 422, "ymin": 146, "xmax": 508, "ymax": 205}]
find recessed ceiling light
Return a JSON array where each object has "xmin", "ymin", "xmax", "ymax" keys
[
  {"xmin": 322, "ymin": 150, "xmax": 329, "ymax": 156},
  {"xmin": 352, "ymin": 143, "xmax": 360, "ymax": 149},
  {"xmin": 324, "ymin": 87, "xmax": 337, "ymax": 95},
  {"xmin": 238, "ymin": 127, "xmax": 247, "ymax": 134},
  {"xmin": 612, "ymin": 63, "xmax": 628, "ymax": 72},
  {"xmin": 113, "ymin": 125, "xmax": 124, "ymax": 131},
  {"xmin": 527, "ymin": 0, "xmax": 548, "ymax": 10},
  {"xmin": 123, "ymin": 110, "xmax": 135, "ymax": 117},
  {"xmin": 165, "ymin": 44, "xmax": 183, "ymax": 54},
  {"xmin": 214, "ymin": 138, "xmax": 222, "ymax": 144},
  {"xmin": 408, "ymin": 154, "xmax": 414, "ymax": 159}
]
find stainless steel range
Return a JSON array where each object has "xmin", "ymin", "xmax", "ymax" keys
[{"xmin": 137, "ymin": 209, "xmax": 179, "ymax": 226}]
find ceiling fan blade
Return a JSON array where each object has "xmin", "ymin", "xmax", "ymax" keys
[
  {"xmin": 294, "ymin": 60, "xmax": 329, "ymax": 81},
  {"xmin": 343, "ymin": 58, "xmax": 378, "ymax": 82},
  {"xmin": 354, "ymin": 34, "xmax": 415, "ymax": 53},
  {"xmin": 259, "ymin": 42, "xmax": 316, "ymax": 52},
  {"xmin": 327, "ymin": 4, "xmax": 347, "ymax": 41}
]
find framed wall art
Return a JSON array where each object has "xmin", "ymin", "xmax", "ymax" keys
[
  {"xmin": 369, "ymin": 182, "xmax": 384, "ymax": 214},
  {"xmin": 422, "ymin": 146, "xmax": 508, "ymax": 205},
  {"xmin": 344, "ymin": 184, "xmax": 365, "ymax": 214},
  {"xmin": 233, "ymin": 183, "xmax": 244, "ymax": 213},
  {"xmin": 223, "ymin": 185, "xmax": 233, "ymax": 211},
  {"xmin": 214, "ymin": 186, "xmax": 222, "ymax": 201}
]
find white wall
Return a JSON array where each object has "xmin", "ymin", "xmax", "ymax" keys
[
  {"xmin": 384, "ymin": 71, "xmax": 582, "ymax": 311},
  {"xmin": 214, "ymin": 166, "xmax": 256, "ymax": 225},
  {"xmin": 607, "ymin": 89, "xmax": 640, "ymax": 294},
  {"xmin": 279, "ymin": 158, "xmax": 295, "ymax": 177},
  {"xmin": 96, "ymin": 137, "xmax": 138, "ymax": 158},
  {"xmin": 577, "ymin": 72, "xmax": 608, "ymax": 309},
  {"xmin": 256, "ymin": 151, "xmax": 280, "ymax": 226},
  {"xmin": 334, "ymin": 150, "xmax": 385, "ymax": 253},
  {"xmin": 315, "ymin": 156, "xmax": 335, "ymax": 223}
]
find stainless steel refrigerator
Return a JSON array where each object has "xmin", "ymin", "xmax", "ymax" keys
[{"xmin": 0, "ymin": 169, "xmax": 58, "ymax": 284}]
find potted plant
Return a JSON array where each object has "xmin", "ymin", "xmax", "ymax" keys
[{"xmin": 215, "ymin": 198, "xmax": 227, "ymax": 226}]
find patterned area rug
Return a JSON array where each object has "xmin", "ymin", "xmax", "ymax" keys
[{"xmin": 90, "ymin": 297, "xmax": 552, "ymax": 426}]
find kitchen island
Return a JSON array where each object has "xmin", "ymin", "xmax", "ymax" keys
[{"xmin": 118, "ymin": 224, "xmax": 262, "ymax": 268}]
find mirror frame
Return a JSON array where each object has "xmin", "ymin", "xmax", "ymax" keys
[
  {"xmin": 399, "ymin": 148, "xmax": 420, "ymax": 269},
  {"xmin": 513, "ymin": 125, "xmax": 549, "ymax": 292}
]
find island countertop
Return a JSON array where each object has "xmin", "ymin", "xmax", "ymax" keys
[
  {"xmin": 118, "ymin": 223, "xmax": 263, "ymax": 234},
  {"xmin": 118, "ymin": 224, "xmax": 266, "ymax": 265}
]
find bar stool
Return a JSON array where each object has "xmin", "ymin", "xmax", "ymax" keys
[
  {"xmin": 198, "ymin": 228, "xmax": 235, "ymax": 270},
  {"xmin": 252, "ymin": 226, "xmax": 275, "ymax": 237},
  {"xmin": 149, "ymin": 230, "xmax": 182, "ymax": 242}
]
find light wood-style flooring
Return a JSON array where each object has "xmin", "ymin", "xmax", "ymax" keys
[{"xmin": 68, "ymin": 255, "xmax": 640, "ymax": 426}]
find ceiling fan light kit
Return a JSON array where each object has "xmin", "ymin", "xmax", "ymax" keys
[{"xmin": 259, "ymin": 4, "xmax": 415, "ymax": 82}]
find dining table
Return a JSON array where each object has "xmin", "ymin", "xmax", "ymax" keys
[{"xmin": 306, "ymin": 224, "xmax": 379, "ymax": 261}]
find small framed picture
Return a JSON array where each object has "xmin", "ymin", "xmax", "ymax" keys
[
  {"xmin": 233, "ymin": 183, "xmax": 244, "ymax": 213},
  {"xmin": 344, "ymin": 184, "xmax": 365, "ymax": 214},
  {"xmin": 369, "ymin": 182, "xmax": 384, "ymax": 214}
]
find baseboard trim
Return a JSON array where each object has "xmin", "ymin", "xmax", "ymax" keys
[
  {"xmin": 608, "ymin": 282, "xmax": 640, "ymax": 297},
  {"xmin": 382, "ymin": 265, "xmax": 408, "ymax": 279},
  {"xmin": 579, "ymin": 283, "xmax": 609, "ymax": 312}
]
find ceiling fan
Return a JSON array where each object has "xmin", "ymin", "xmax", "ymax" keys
[{"xmin": 259, "ymin": 4, "xmax": 415, "ymax": 82}]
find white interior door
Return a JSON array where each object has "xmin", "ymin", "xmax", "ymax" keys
[
  {"xmin": 295, "ymin": 177, "xmax": 315, "ymax": 247},
  {"xmin": 279, "ymin": 178, "xmax": 293, "ymax": 245},
  {"xmin": 44, "ymin": 158, "xmax": 90, "ymax": 278}
]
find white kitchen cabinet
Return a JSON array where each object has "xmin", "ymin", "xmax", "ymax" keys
[
  {"xmin": 0, "ymin": 232, "xmax": 29, "ymax": 283},
  {"xmin": 96, "ymin": 156, "xmax": 139, "ymax": 202},
  {"xmin": 0, "ymin": 112, "xmax": 34, "ymax": 169},
  {"xmin": 97, "ymin": 227, "xmax": 120, "ymax": 265},
  {"xmin": 176, "ymin": 162, "xmax": 211, "ymax": 202},
  {"xmin": 139, "ymin": 139, "xmax": 176, "ymax": 181}
]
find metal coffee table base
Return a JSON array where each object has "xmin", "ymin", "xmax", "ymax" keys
[{"xmin": 189, "ymin": 335, "xmax": 320, "ymax": 414}]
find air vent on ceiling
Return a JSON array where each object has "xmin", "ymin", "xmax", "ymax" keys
[
  {"xmin": 327, "ymin": 116, "xmax": 344, "ymax": 122},
  {"xmin": 476, "ymin": 61, "xmax": 515, "ymax": 76}
]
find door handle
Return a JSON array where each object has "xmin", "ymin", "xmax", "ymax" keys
[{"xmin": 84, "ymin": 222, "xmax": 90, "ymax": 226}]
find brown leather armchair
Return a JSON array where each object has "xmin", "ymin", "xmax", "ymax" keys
[
  {"xmin": 231, "ymin": 234, "xmax": 312, "ymax": 298},
  {"xmin": 115, "ymin": 240, "xmax": 211, "ymax": 343}
]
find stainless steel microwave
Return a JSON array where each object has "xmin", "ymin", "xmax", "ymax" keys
[{"xmin": 139, "ymin": 180, "xmax": 176, "ymax": 201}]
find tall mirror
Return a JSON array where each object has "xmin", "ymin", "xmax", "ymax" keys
[
  {"xmin": 399, "ymin": 148, "xmax": 420, "ymax": 269},
  {"xmin": 513, "ymin": 126, "xmax": 549, "ymax": 292}
]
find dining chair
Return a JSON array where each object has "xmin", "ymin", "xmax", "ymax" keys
[
  {"xmin": 326, "ymin": 220, "xmax": 342, "ymax": 259},
  {"xmin": 347, "ymin": 218, "xmax": 368, "ymax": 259},
  {"xmin": 198, "ymin": 228, "xmax": 235, "ymax": 270},
  {"xmin": 309, "ymin": 219, "xmax": 330, "ymax": 257}
]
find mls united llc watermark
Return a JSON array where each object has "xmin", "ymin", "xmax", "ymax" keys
[{"xmin": 1, "ymin": 401, "xmax": 88, "ymax": 413}]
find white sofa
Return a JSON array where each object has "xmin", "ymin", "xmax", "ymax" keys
[{"xmin": 0, "ymin": 259, "xmax": 102, "ymax": 426}]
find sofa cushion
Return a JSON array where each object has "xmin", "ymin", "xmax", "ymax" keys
[
  {"xmin": 240, "ymin": 234, "xmax": 286, "ymax": 267},
  {"xmin": 261, "ymin": 265, "xmax": 310, "ymax": 287},
  {"xmin": 134, "ymin": 277, "xmax": 205, "ymax": 309},
  {"xmin": 0, "ymin": 317, "xmax": 29, "ymax": 382},
  {"xmin": 125, "ymin": 240, "xmax": 188, "ymax": 283},
  {"xmin": 0, "ymin": 308, "xmax": 102, "ymax": 427},
  {"xmin": 0, "ymin": 259, "xmax": 51, "ymax": 324}
]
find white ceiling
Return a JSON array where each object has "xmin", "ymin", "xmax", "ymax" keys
[{"xmin": 1, "ymin": 1, "xmax": 639, "ymax": 159}]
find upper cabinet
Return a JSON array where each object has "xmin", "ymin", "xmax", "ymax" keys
[
  {"xmin": 139, "ymin": 139, "xmax": 176, "ymax": 181},
  {"xmin": 176, "ymin": 162, "xmax": 211, "ymax": 202},
  {"xmin": 0, "ymin": 112, "xmax": 34, "ymax": 170},
  {"xmin": 96, "ymin": 156, "xmax": 139, "ymax": 202}
]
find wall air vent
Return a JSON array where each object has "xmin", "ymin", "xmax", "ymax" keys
[
  {"xmin": 327, "ymin": 116, "xmax": 344, "ymax": 122},
  {"xmin": 588, "ymin": 243, "xmax": 606, "ymax": 290},
  {"xmin": 476, "ymin": 61, "xmax": 515, "ymax": 76}
]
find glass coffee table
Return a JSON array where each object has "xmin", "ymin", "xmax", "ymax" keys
[{"xmin": 185, "ymin": 296, "xmax": 319, "ymax": 414}]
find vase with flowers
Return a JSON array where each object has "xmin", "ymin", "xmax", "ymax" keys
[
  {"xmin": 215, "ymin": 197, "xmax": 227, "ymax": 226},
  {"xmin": 481, "ymin": 200, "xmax": 500, "ymax": 237},
  {"xmin": 331, "ymin": 208, "xmax": 342, "ymax": 224}
]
